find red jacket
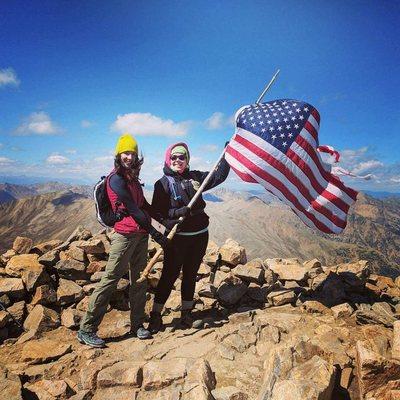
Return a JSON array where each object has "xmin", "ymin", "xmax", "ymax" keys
[{"xmin": 106, "ymin": 170, "xmax": 148, "ymax": 235}]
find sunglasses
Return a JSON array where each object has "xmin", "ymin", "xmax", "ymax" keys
[{"xmin": 170, "ymin": 154, "xmax": 186, "ymax": 161}]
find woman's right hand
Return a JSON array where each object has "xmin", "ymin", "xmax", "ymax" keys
[{"xmin": 173, "ymin": 206, "xmax": 191, "ymax": 218}]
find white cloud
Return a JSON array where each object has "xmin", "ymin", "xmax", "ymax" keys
[
  {"xmin": 205, "ymin": 112, "xmax": 225, "ymax": 130},
  {"xmin": 0, "ymin": 68, "xmax": 20, "ymax": 87},
  {"xmin": 204, "ymin": 112, "xmax": 235, "ymax": 130},
  {"xmin": 352, "ymin": 160, "xmax": 384, "ymax": 175},
  {"xmin": 46, "ymin": 153, "xmax": 70, "ymax": 165},
  {"xmin": 0, "ymin": 157, "xmax": 15, "ymax": 165},
  {"xmin": 14, "ymin": 112, "xmax": 61, "ymax": 136},
  {"xmin": 65, "ymin": 149, "xmax": 77, "ymax": 155},
  {"xmin": 93, "ymin": 155, "xmax": 114, "ymax": 162},
  {"xmin": 81, "ymin": 120, "xmax": 95, "ymax": 128},
  {"xmin": 111, "ymin": 113, "xmax": 190, "ymax": 136}
]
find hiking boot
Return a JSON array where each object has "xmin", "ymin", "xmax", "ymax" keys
[
  {"xmin": 179, "ymin": 309, "xmax": 194, "ymax": 329},
  {"xmin": 77, "ymin": 330, "xmax": 105, "ymax": 348},
  {"xmin": 132, "ymin": 325, "xmax": 152, "ymax": 340},
  {"xmin": 148, "ymin": 311, "xmax": 163, "ymax": 334}
]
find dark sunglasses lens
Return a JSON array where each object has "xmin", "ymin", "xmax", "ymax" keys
[{"xmin": 171, "ymin": 155, "xmax": 186, "ymax": 161}]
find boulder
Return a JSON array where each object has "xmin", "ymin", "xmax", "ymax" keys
[
  {"xmin": 0, "ymin": 294, "xmax": 11, "ymax": 307},
  {"xmin": 57, "ymin": 278, "xmax": 84, "ymax": 306},
  {"xmin": 92, "ymin": 233, "xmax": 111, "ymax": 254},
  {"xmin": 301, "ymin": 300, "xmax": 332, "ymax": 315},
  {"xmin": 212, "ymin": 386, "xmax": 248, "ymax": 400},
  {"xmin": 38, "ymin": 249, "xmax": 60, "ymax": 268},
  {"xmin": 287, "ymin": 355, "xmax": 336, "ymax": 397},
  {"xmin": 12, "ymin": 236, "xmax": 33, "ymax": 254},
  {"xmin": 23, "ymin": 304, "xmax": 60, "ymax": 333},
  {"xmin": 0, "ymin": 373, "xmax": 23, "ymax": 400},
  {"xmin": 61, "ymin": 307, "xmax": 84, "ymax": 329},
  {"xmin": 335, "ymin": 260, "xmax": 370, "ymax": 286},
  {"xmin": 21, "ymin": 265, "xmax": 50, "ymax": 293},
  {"xmin": 21, "ymin": 339, "xmax": 72, "ymax": 364},
  {"xmin": 97, "ymin": 361, "xmax": 143, "ymax": 388},
  {"xmin": 66, "ymin": 226, "xmax": 92, "ymax": 243},
  {"xmin": 393, "ymin": 321, "xmax": 400, "ymax": 361},
  {"xmin": 68, "ymin": 390, "xmax": 91, "ymax": 400},
  {"xmin": 267, "ymin": 289, "xmax": 296, "ymax": 306},
  {"xmin": 198, "ymin": 262, "xmax": 211, "ymax": 275},
  {"xmin": 356, "ymin": 340, "xmax": 400, "ymax": 399},
  {"xmin": 2, "ymin": 248, "xmax": 16, "ymax": 259},
  {"xmin": 219, "ymin": 239, "xmax": 247, "ymax": 266},
  {"xmin": 31, "ymin": 239, "xmax": 63, "ymax": 255},
  {"xmin": 0, "ymin": 278, "xmax": 25, "ymax": 300},
  {"xmin": 232, "ymin": 263, "xmax": 264, "ymax": 284},
  {"xmin": 264, "ymin": 268, "xmax": 278, "ymax": 286},
  {"xmin": 0, "ymin": 311, "xmax": 10, "ymax": 328},
  {"xmin": 7, "ymin": 301, "xmax": 26, "ymax": 326},
  {"xmin": 217, "ymin": 281, "xmax": 248, "ymax": 306},
  {"xmin": 97, "ymin": 309, "xmax": 130, "ymax": 339},
  {"xmin": 331, "ymin": 303, "xmax": 354, "ymax": 319},
  {"xmin": 90, "ymin": 271, "xmax": 105, "ymax": 282},
  {"xmin": 31, "ymin": 284, "xmax": 57, "ymax": 306},
  {"xmin": 313, "ymin": 272, "xmax": 347, "ymax": 307},
  {"xmin": 164, "ymin": 290, "xmax": 181, "ymax": 311},
  {"xmin": 356, "ymin": 306, "xmax": 396, "ymax": 328},
  {"xmin": 77, "ymin": 238, "xmax": 105, "ymax": 255},
  {"xmin": 61, "ymin": 246, "xmax": 86, "ymax": 262},
  {"xmin": 92, "ymin": 387, "xmax": 138, "ymax": 400},
  {"xmin": 185, "ymin": 358, "xmax": 216, "ymax": 393},
  {"xmin": 55, "ymin": 259, "xmax": 88, "ymax": 281},
  {"xmin": 24, "ymin": 379, "xmax": 75, "ymax": 399},
  {"xmin": 197, "ymin": 281, "xmax": 217, "ymax": 299},
  {"xmin": 142, "ymin": 358, "xmax": 187, "ymax": 390},
  {"xmin": 247, "ymin": 283, "xmax": 270, "ymax": 303},
  {"xmin": 203, "ymin": 241, "xmax": 220, "ymax": 266},
  {"xmin": 5, "ymin": 254, "xmax": 43, "ymax": 277},
  {"xmin": 213, "ymin": 270, "xmax": 230, "ymax": 288},
  {"xmin": 302, "ymin": 258, "xmax": 323, "ymax": 278},
  {"xmin": 87, "ymin": 260, "xmax": 107, "ymax": 274},
  {"xmin": 265, "ymin": 258, "xmax": 308, "ymax": 282}
]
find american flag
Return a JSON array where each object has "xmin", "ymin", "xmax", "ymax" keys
[{"xmin": 225, "ymin": 99, "xmax": 358, "ymax": 234}]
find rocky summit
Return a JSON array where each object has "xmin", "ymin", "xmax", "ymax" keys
[{"xmin": 0, "ymin": 227, "xmax": 400, "ymax": 399}]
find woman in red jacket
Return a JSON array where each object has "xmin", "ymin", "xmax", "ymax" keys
[{"xmin": 78, "ymin": 134, "xmax": 168, "ymax": 347}]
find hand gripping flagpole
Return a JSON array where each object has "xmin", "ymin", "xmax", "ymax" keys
[{"xmin": 137, "ymin": 69, "xmax": 281, "ymax": 283}]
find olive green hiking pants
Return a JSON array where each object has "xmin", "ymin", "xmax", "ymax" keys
[{"xmin": 80, "ymin": 232, "xmax": 148, "ymax": 333}]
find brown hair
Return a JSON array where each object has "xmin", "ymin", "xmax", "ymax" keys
[{"xmin": 114, "ymin": 153, "xmax": 144, "ymax": 182}]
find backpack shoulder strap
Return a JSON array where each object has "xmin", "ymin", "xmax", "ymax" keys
[{"xmin": 163, "ymin": 174, "xmax": 193, "ymax": 206}]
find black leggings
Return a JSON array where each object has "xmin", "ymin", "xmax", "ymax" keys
[{"xmin": 154, "ymin": 231, "xmax": 209, "ymax": 305}]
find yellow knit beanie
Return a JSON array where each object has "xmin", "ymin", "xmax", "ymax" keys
[{"xmin": 115, "ymin": 133, "xmax": 138, "ymax": 155}]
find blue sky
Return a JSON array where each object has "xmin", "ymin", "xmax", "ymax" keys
[{"xmin": 0, "ymin": 1, "xmax": 399, "ymax": 191}]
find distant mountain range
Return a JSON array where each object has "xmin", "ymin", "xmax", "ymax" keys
[
  {"xmin": 0, "ymin": 182, "xmax": 399, "ymax": 277},
  {"xmin": 0, "ymin": 182, "xmax": 92, "ymax": 204}
]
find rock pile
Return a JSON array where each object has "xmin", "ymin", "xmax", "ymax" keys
[{"xmin": 0, "ymin": 226, "xmax": 400, "ymax": 399}]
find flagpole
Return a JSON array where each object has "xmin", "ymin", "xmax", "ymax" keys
[
  {"xmin": 256, "ymin": 69, "xmax": 280, "ymax": 104},
  {"xmin": 137, "ymin": 71, "xmax": 280, "ymax": 283}
]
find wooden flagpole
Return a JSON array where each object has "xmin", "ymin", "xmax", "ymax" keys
[{"xmin": 137, "ymin": 69, "xmax": 281, "ymax": 283}]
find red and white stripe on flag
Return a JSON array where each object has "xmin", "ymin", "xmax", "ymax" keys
[{"xmin": 225, "ymin": 107, "xmax": 358, "ymax": 234}]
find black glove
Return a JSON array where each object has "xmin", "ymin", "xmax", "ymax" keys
[
  {"xmin": 173, "ymin": 206, "xmax": 191, "ymax": 218},
  {"xmin": 150, "ymin": 230, "xmax": 171, "ymax": 250}
]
